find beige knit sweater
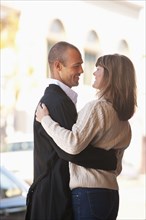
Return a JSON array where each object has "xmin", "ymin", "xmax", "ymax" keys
[{"xmin": 41, "ymin": 98, "xmax": 131, "ymax": 190}]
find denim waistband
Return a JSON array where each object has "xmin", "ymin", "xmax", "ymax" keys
[{"xmin": 72, "ymin": 187, "xmax": 118, "ymax": 193}]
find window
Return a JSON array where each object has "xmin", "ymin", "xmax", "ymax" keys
[
  {"xmin": 84, "ymin": 31, "xmax": 100, "ymax": 85},
  {"xmin": 46, "ymin": 19, "xmax": 65, "ymax": 77},
  {"xmin": 84, "ymin": 52, "xmax": 97, "ymax": 85},
  {"xmin": 118, "ymin": 39, "xmax": 129, "ymax": 55}
]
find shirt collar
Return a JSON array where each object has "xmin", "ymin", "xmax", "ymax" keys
[{"xmin": 48, "ymin": 79, "xmax": 78, "ymax": 105}]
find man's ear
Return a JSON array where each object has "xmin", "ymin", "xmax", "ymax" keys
[{"xmin": 54, "ymin": 60, "xmax": 62, "ymax": 71}]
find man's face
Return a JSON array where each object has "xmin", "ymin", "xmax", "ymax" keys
[{"xmin": 58, "ymin": 48, "xmax": 83, "ymax": 88}]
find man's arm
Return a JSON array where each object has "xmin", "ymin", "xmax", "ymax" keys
[
  {"xmin": 68, "ymin": 145, "xmax": 117, "ymax": 170},
  {"xmin": 50, "ymin": 136, "xmax": 117, "ymax": 170}
]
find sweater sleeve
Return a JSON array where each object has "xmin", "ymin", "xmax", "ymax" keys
[{"xmin": 41, "ymin": 101, "xmax": 105, "ymax": 154}]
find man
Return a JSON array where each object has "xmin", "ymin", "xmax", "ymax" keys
[{"xmin": 25, "ymin": 41, "xmax": 117, "ymax": 220}]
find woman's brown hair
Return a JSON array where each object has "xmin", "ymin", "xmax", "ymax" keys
[{"xmin": 96, "ymin": 54, "xmax": 137, "ymax": 121}]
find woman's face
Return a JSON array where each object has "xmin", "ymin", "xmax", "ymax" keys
[{"xmin": 92, "ymin": 66, "xmax": 105, "ymax": 89}]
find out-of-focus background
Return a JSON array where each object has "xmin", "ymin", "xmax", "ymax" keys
[{"xmin": 0, "ymin": 0, "xmax": 145, "ymax": 219}]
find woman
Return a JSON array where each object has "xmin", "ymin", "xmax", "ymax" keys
[{"xmin": 36, "ymin": 54, "xmax": 137, "ymax": 220}]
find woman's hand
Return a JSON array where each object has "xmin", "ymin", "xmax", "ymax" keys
[{"xmin": 36, "ymin": 103, "xmax": 49, "ymax": 122}]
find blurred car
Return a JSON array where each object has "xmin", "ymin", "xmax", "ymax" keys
[
  {"xmin": 0, "ymin": 166, "xmax": 29, "ymax": 220},
  {"xmin": 1, "ymin": 134, "xmax": 34, "ymax": 184}
]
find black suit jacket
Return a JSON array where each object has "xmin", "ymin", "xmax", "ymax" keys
[{"xmin": 25, "ymin": 85, "xmax": 117, "ymax": 220}]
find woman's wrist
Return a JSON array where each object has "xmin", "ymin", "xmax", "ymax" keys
[{"xmin": 41, "ymin": 115, "xmax": 50, "ymax": 124}]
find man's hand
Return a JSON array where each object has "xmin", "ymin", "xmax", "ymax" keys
[{"xmin": 36, "ymin": 103, "xmax": 49, "ymax": 122}]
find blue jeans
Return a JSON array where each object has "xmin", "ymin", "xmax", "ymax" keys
[{"xmin": 72, "ymin": 188, "xmax": 119, "ymax": 220}]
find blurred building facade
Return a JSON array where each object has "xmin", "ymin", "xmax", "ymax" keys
[{"xmin": 0, "ymin": 1, "xmax": 145, "ymax": 173}]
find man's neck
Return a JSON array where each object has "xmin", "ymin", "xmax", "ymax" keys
[{"xmin": 49, "ymin": 79, "xmax": 78, "ymax": 105}]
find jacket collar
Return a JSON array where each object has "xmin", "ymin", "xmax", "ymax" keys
[{"xmin": 48, "ymin": 79, "xmax": 78, "ymax": 105}]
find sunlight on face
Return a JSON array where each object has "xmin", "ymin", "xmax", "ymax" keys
[
  {"xmin": 58, "ymin": 49, "xmax": 83, "ymax": 88},
  {"xmin": 92, "ymin": 66, "xmax": 105, "ymax": 90}
]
